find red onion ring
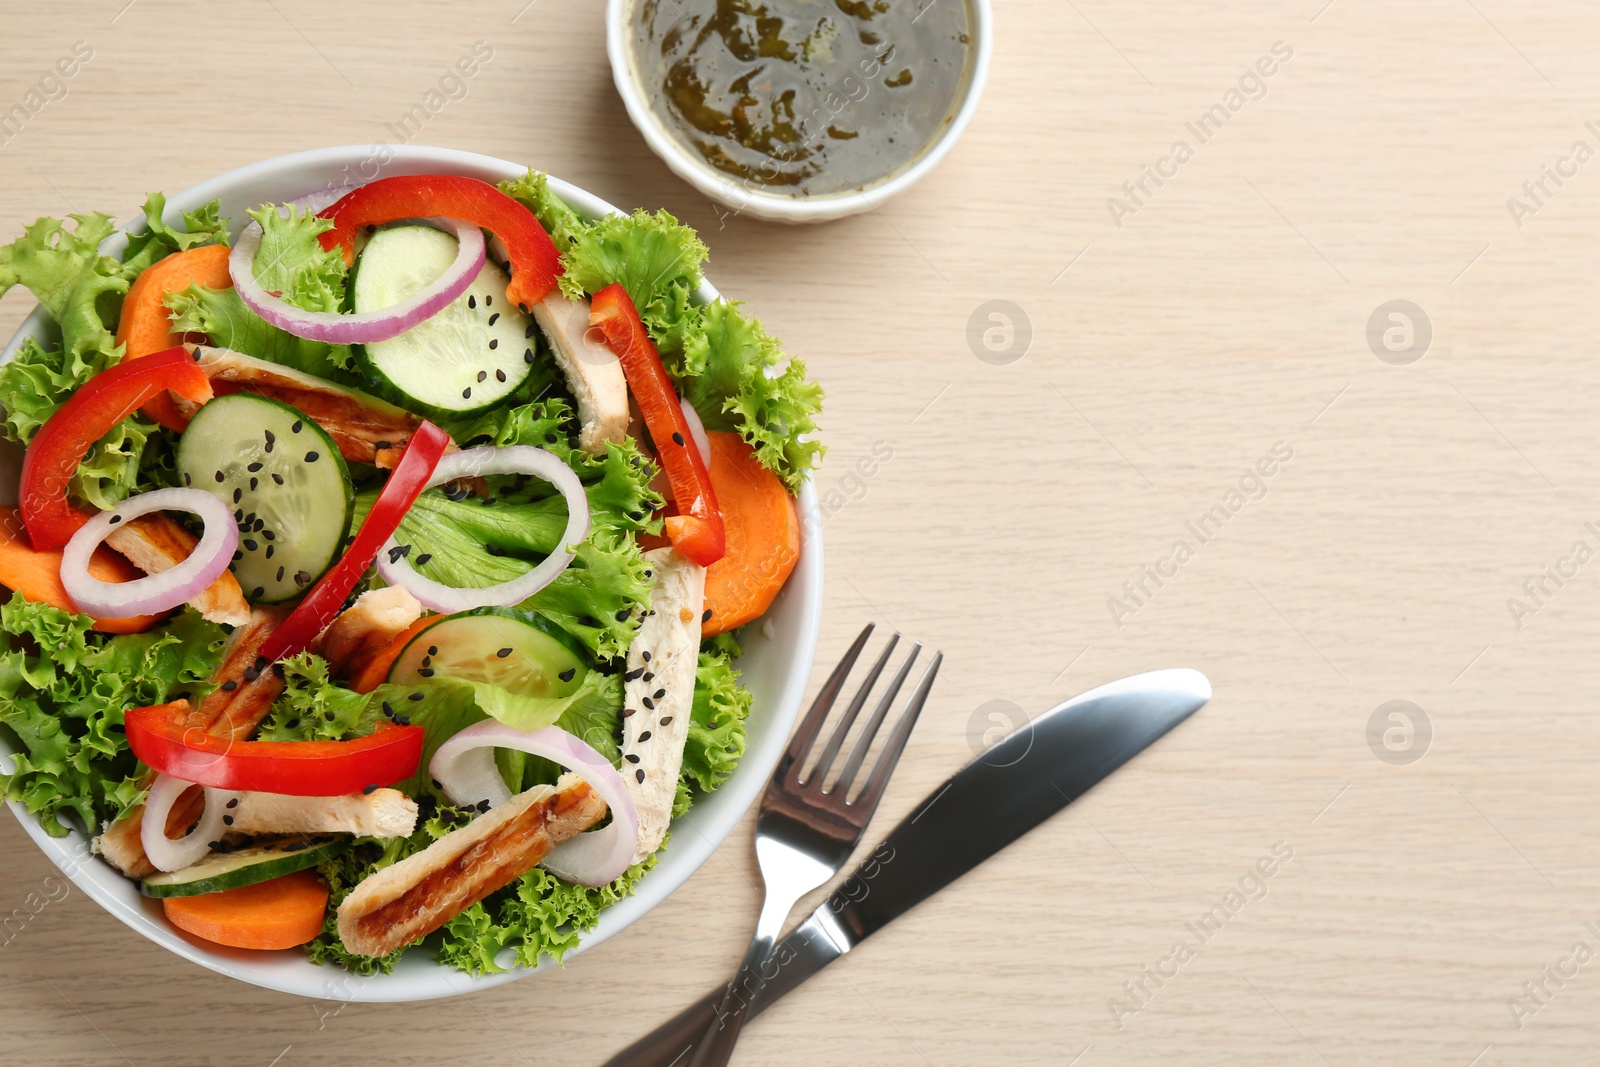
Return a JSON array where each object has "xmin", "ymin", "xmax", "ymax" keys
[
  {"xmin": 429, "ymin": 721, "xmax": 639, "ymax": 887},
  {"xmin": 141, "ymin": 773, "xmax": 240, "ymax": 873},
  {"xmin": 376, "ymin": 445, "xmax": 590, "ymax": 612},
  {"xmin": 61, "ymin": 488, "xmax": 237, "ymax": 619},
  {"xmin": 229, "ymin": 216, "xmax": 485, "ymax": 344},
  {"xmin": 679, "ymin": 396, "xmax": 711, "ymax": 469}
]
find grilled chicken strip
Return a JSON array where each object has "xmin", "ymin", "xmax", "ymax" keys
[
  {"xmin": 337, "ymin": 773, "xmax": 607, "ymax": 958},
  {"xmin": 230, "ymin": 788, "xmax": 417, "ymax": 838},
  {"xmin": 532, "ymin": 292, "xmax": 628, "ymax": 455},
  {"xmin": 175, "ymin": 346, "xmax": 444, "ymax": 469},
  {"xmin": 94, "ymin": 607, "xmax": 290, "ymax": 878},
  {"xmin": 620, "ymin": 547, "xmax": 705, "ymax": 862},
  {"xmin": 317, "ymin": 585, "xmax": 423, "ymax": 679},
  {"xmin": 104, "ymin": 513, "xmax": 250, "ymax": 627}
]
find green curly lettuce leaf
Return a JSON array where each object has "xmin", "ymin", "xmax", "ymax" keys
[
  {"xmin": 680, "ymin": 645, "xmax": 752, "ymax": 797},
  {"xmin": 672, "ymin": 299, "xmax": 823, "ymax": 490},
  {"xmin": 256, "ymin": 653, "xmax": 388, "ymax": 742},
  {"xmin": 0, "ymin": 597, "xmax": 227, "ymax": 836},
  {"xmin": 498, "ymin": 169, "xmax": 588, "ymax": 249},
  {"xmin": 558, "ymin": 207, "xmax": 708, "ymax": 320},
  {"xmin": 0, "ymin": 194, "xmax": 228, "ymax": 504}
]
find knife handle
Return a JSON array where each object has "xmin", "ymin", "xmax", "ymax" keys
[{"xmin": 600, "ymin": 986, "xmax": 722, "ymax": 1067}]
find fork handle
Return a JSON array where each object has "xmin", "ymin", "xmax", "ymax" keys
[
  {"xmin": 599, "ymin": 984, "xmax": 723, "ymax": 1067},
  {"xmin": 687, "ymin": 929, "xmax": 782, "ymax": 1067}
]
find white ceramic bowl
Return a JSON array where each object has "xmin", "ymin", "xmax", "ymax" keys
[
  {"xmin": 605, "ymin": 0, "xmax": 993, "ymax": 224},
  {"xmin": 0, "ymin": 145, "xmax": 823, "ymax": 1002}
]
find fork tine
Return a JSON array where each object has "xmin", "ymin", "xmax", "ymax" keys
[
  {"xmin": 844, "ymin": 652, "xmax": 942, "ymax": 815},
  {"xmin": 774, "ymin": 623, "xmax": 874, "ymax": 780},
  {"xmin": 828, "ymin": 642, "xmax": 921, "ymax": 798},
  {"xmin": 802, "ymin": 633, "xmax": 901, "ymax": 788}
]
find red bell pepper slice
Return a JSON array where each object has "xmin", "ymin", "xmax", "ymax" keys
[
  {"xmin": 317, "ymin": 175, "xmax": 563, "ymax": 311},
  {"xmin": 21, "ymin": 346, "xmax": 213, "ymax": 551},
  {"xmin": 589, "ymin": 284, "xmax": 726, "ymax": 567},
  {"xmin": 126, "ymin": 701, "xmax": 424, "ymax": 796},
  {"xmin": 257, "ymin": 421, "xmax": 451, "ymax": 664}
]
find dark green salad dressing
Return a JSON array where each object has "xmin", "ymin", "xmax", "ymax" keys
[{"xmin": 632, "ymin": 0, "xmax": 973, "ymax": 196}]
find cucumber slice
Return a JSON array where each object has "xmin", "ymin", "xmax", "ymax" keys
[
  {"xmin": 139, "ymin": 836, "xmax": 344, "ymax": 898},
  {"xmin": 388, "ymin": 607, "xmax": 587, "ymax": 697},
  {"xmin": 353, "ymin": 225, "xmax": 535, "ymax": 417},
  {"xmin": 177, "ymin": 394, "xmax": 353, "ymax": 603}
]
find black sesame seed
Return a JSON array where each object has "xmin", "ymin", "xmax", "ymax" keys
[
  {"xmin": 559, "ymin": 668, "xmax": 576, "ymax": 682},
  {"xmin": 266, "ymin": 545, "xmax": 275, "ymax": 560},
  {"xmin": 244, "ymin": 666, "xmax": 260, "ymax": 682},
  {"xmin": 191, "ymin": 346, "xmax": 204, "ymax": 361},
  {"xmin": 638, "ymin": 730, "xmax": 652, "ymax": 742},
  {"xmin": 462, "ymin": 387, "xmax": 472, "ymax": 399},
  {"xmin": 625, "ymin": 753, "xmax": 640, "ymax": 764},
  {"xmin": 636, "ymin": 769, "xmax": 646, "ymax": 783},
  {"xmin": 265, "ymin": 429, "xmax": 275, "ymax": 445},
  {"xmin": 362, "ymin": 783, "xmax": 378, "ymax": 795},
  {"xmin": 653, "ymin": 688, "xmax": 666, "ymax": 700},
  {"xmin": 295, "ymin": 570, "xmax": 311, "ymax": 585},
  {"xmin": 249, "ymin": 477, "xmax": 259, "ymax": 491},
  {"xmin": 642, "ymin": 672, "xmax": 654, "ymax": 683},
  {"xmin": 476, "ymin": 370, "xmax": 488, "ymax": 383},
  {"xmin": 222, "ymin": 815, "xmax": 234, "ymax": 826},
  {"xmin": 247, "ymin": 462, "xmax": 263, "ymax": 473},
  {"xmin": 545, "ymin": 433, "xmax": 558, "ymax": 444},
  {"xmin": 525, "ymin": 323, "xmax": 536, "ymax": 338},
  {"xmin": 382, "ymin": 702, "xmax": 394, "ymax": 715},
  {"xmin": 374, "ymin": 440, "xmax": 392, "ymax": 451},
  {"xmin": 468, "ymin": 295, "xmax": 476, "ymax": 309},
  {"xmin": 291, "ymin": 420, "xmax": 303, "ymax": 433},
  {"xmin": 418, "ymin": 668, "xmax": 435, "ymax": 677},
  {"xmin": 276, "ymin": 565, "xmax": 285, "ymax": 582},
  {"xmin": 579, "ymin": 614, "xmax": 599, "ymax": 628},
  {"xmin": 226, "ymin": 797, "xmax": 239, "ymax": 809},
  {"xmin": 642, "ymin": 651, "xmax": 652, "ymax": 662},
  {"xmin": 623, "ymin": 708, "xmax": 636, "ymax": 718},
  {"xmin": 214, "ymin": 470, "xmax": 225, "ymax": 483},
  {"xmin": 488, "ymin": 312, "xmax": 499, "ymax": 325},
  {"xmin": 702, "ymin": 608, "xmax": 713, "ymax": 623},
  {"xmin": 272, "ymin": 473, "xmax": 284, "ymax": 485},
  {"xmin": 416, "ymin": 552, "xmax": 432, "ymax": 565},
  {"xmin": 409, "ymin": 692, "xmax": 425, "ymax": 701},
  {"xmin": 488, "ymin": 339, "xmax": 498, "ymax": 351},
  {"xmin": 524, "ymin": 349, "xmax": 534, "ymax": 364},
  {"xmin": 496, "ymin": 647, "xmax": 513, "ymax": 659},
  {"xmin": 305, "ymin": 450, "xmax": 319, "ymax": 463},
  {"xmin": 672, "ymin": 432, "xmax": 685, "ymax": 446},
  {"xmin": 243, "ymin": 539, "xmax": 258, "ymax": 551},
  {"xmin": 250, "ymin": 587, "xmax": 264, "ymax": 600},
  {"xmin": 387, "ymin": 544, "xmax": 412, "ymax": 563},
  {"xmin": 642, "ymin": 697, "xmax": 655, "ymax": 710},
  {"xmin": 420, "ymin": 656, "xmax": 432, "ymax": 668},
  {"xmin": 495, "ymin": 369, "xmax": 506, "ymax": 383},
  {"xmin": 615, "ymin": 608, "xmax": 631, "ymax": 622},
  {"xmin": 624, "ymin": 668, "xmax": 644, "ymax": 682},
  {"xmin": 183, "ymin": 472, "xmax": 192, "ymax": 486},
  {"xmin": 221, "ymin": 680, "xmax": 238, "ymax": 691},
  {"xmin": 232, "ymin": 550, "xmax": 243, "ymax": 562},
  {"xmin": 232, "ymin": 487, "xmax": 242, "ymax": 503},
  {"xmin": 264, "ymin": 530, "xmax": 275, "ymax": 541},
  {"xmin": 484, "ymin": 295, "xmax": 492, "ymax": 306},
  {"xmin": 660, "ymin": 715, "xmax": 673, "ymax": 725}
]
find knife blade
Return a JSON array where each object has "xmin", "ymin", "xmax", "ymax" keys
[{"xmin": 601, "ymin": 667, "xmax": 1210, "ymax": 1067}]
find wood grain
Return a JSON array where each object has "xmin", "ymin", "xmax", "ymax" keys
[{"xmin": 4, "ymin": 1, "xmax": 1600, "ymax": 1064}]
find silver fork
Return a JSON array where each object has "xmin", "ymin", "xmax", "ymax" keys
[{"xmin": 686, "ymin": 622, "xmax": 942, "ymax": 1067}]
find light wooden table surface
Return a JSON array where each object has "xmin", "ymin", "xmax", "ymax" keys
[{"xmin": 5, "ymin": 1, "xmax": 1600, "ymax": 1063}]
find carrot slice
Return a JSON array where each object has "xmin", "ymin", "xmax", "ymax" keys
[
  {"xmin": 162, "ymin": 870, "xmax": 329, "ymax": 950},
  {"xmin": 0, "ymin": 506, "xmax": 162, "ymax": 633},
  {"xmin": 700, "ymin": 432, "xmax": 799, "ymax": 637},
  {"xmin": 347, "ymin": 614, "xmax": 441, "ymax": 694},
  {"xmin": 114, "ymin": 243, "xmax": 232, "ymax": 431}
]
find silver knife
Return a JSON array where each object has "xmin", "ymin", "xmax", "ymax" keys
[{"xmin": 601, "ymin": 667, "xmax": 1211, "ymax": 1067}]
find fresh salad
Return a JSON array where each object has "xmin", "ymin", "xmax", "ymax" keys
[{"xmin": 0, "ymin": 170, "xmax": 822, "ymax": 974}]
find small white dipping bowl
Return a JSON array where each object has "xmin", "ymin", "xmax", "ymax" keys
[{"xmin": 606, "ymin": 0, "xmax": 993, "ymax": 224}]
